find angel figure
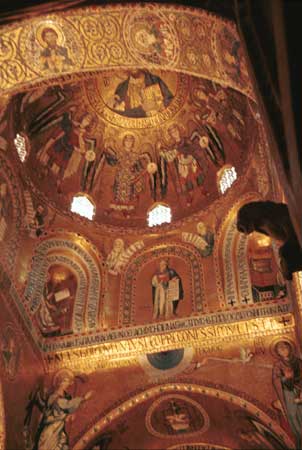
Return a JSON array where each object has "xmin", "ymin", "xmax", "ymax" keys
[
  {"xmin": 106, "ymin": 238, "xmax": 125, "ymax": 275},
  {"xmin": 182, "ymin": 221, "xmax": 214, "ymax": 257},
  {"xmin": 103, "ymin": 134, "xmax": 157, "ymax": 216},
  {"xmin": 36, "ymin": 111, "xmax": 96, "ymax": 192},
  {"xmin": 158, "ymin": 123, "xmax": 208, "ymax": 205},
  {"xmin": 24, "ymin": 369, "xmax": 92, "ymax": 450},
  {"xmin": 106, "ymin": 238, "xmax": 144, "ymax": 275}
]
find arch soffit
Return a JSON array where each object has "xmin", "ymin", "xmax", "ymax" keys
[
  {"xmin": 72, "ymin": 382, "xmax": 293, "ymax": 450},
  {"xmin": 214, "ymin": 192, "xmax": 262, "ymax": 307}
]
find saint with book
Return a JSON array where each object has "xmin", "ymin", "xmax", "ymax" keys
[{"xmin": 152, "ymin": 260, "xmax": 184, "ymax": 320}]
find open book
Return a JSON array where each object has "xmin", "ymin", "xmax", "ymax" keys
[
  {"xmin": 54, "ymin": 288, "xmax": 70, "ymax": 303},
  {"xmin": 167, "ymin": 278, "xmax": 179, "ymax": 302}
]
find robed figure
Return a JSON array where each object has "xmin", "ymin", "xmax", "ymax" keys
[
  {"xmin": 24, "ymin": 370, "xmax": 92, "ymax": 450},
  {"xmin": 152, "ymin": 260, "xmax": 184, "ymax": 320},
  {"xmin": 272, "ymin": 340, "xmax": 302, "ymax": 448}
]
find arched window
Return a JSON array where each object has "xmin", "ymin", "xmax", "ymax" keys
[
  {"xmin": 147, "ymin": 203, "xmax": 171, "ymax": 227},
  {"xmin": 217, "ymin": 165, "xmax": 237, "ymax": 194},
  {"xmin": 71, "ymin": 194, "xmax": 95, "ymax": 220}
]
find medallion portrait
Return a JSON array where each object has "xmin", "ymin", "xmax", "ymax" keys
[
  {"xmin": 123, "ymin": 11, "xmax": 179, "ymax": 67},
  {"xmin": 19, "ymin": 18, "xmax": 85, "ymax": 76}
]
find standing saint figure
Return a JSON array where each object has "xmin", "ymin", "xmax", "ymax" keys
[
  {"xmin": 104, "ymin": 134, "xmax": 156, "ymax": 216},
  {"xmin": 24, "ymin": 369, "xmax": 92, "ymax": 450},
  {"xmin": 158, "ymin": 124, "xmax": 207, "ymax": 205},
  {"xmin": 272, "ymin": 340, "xmax": 302, "ymax": 449},
  {"xmin": 152, "ymin": 259, "xmax": 184, "ymax": 320}
]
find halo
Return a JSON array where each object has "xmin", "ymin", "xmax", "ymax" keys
[
  {"xmin": 119, "ymin": 131, "xmax": 140, "ymax": 150},
  {"xmin": 53, "ymin": 368, "xmax": 74, "ymax": 388},
  {"xmin": 270, "ymin": 336, "xmax": 296, "ymax": 358},
  {"xmin": 197, "ymin": 221, "xmax": 207, "ymax": 235},
  {"xmin": 36, "ymin": 22, "xmax": 65, "ymax": 48},
  {"xmin": 164, "ymin": 123, "xmax": 186, "ymax": 144}
]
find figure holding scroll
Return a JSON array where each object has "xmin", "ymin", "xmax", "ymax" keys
[
  {"xmin": 152, "ymin": 260, "xmax": 184, "ymax": 320},
  {"xmin": 36, "ymin": 268, "xmax": 75, "ymax": 337}
]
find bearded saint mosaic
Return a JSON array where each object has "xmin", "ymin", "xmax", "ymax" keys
[{"xmin": 35, "ymin": 264, "xmax": 77, "ymax": 337}]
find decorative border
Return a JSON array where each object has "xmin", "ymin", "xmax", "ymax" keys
[
  {"xmin": 43, "ymin": 310, "xmax": 293, "ymax": 372},
  {"xmin": 46, "ymin": 255, "xmax": 87, "ymax": 333},
  {"xmin": 214, "ymin": 192, "xmax": 262, "ymax": 307},
  {"xmin": 0, "ymin": 153, "xmax": 24, "ymax": 274},
  {"xmin": 0, "ymin": 5, "xmax": 254, "ymax": 98}
]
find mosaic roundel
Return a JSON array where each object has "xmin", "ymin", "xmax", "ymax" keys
[
  {"xmin": 18, "ymin": 17, "xmax": 85, "ymax": 76},
  {"xmin": 146, "ymin": 394, "xmax": 210, "ymax": 439},
  {"xmin": 123, "ymin": 10, "xmax": 179, "ymax": 67},
  {"xmin": 84, "ymin": 70, "xmax": 189, "ymax": 129}
]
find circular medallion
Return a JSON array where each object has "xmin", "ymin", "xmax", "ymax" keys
[
  {"xmin": 84, "ymin": 70, "xmax": 189, "ymax": 129},
  {"xmin": 145, "ymin": 394, "xmax": 210, "ymax": 439},
  {"xmin": 123, "ymin": 11, "xmax": 179, "ymax": 67},
  {"xmin": 80, "ymin": 16, "xmax": 104, "ymax": 42},
  {"xmin": 18, "ymin": 18, "xmax": 85, "ymax": 77}
]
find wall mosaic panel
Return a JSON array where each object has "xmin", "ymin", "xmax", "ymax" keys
[
  {"xmin": 119, "ymin": 243, "xmax": 205, "ymax": 326},
  {"xmin": 24, "ymin": 234, "xmax": 103, "ymax": 334}
]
